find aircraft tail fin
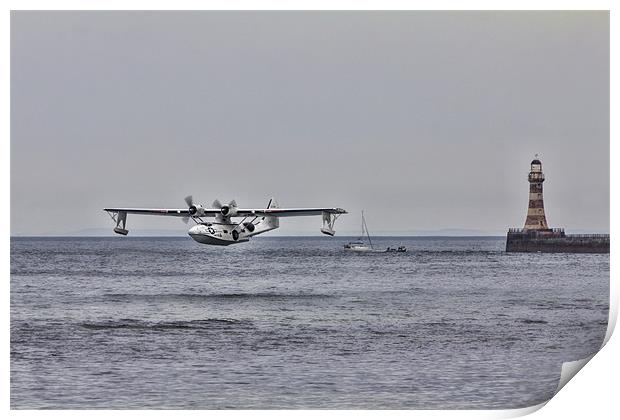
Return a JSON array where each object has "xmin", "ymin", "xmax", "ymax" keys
[
  {"xmin": 267, "ymin": 197, "xmax": 279, "ymax": 209},
  {"xmin": 263, "ymin": 197, "xmax": 279, "ymax": 229}
]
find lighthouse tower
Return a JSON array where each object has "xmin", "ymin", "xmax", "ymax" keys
[
  {"xmin": 506, "ymin": 156, "xmax": 608, "ymax": 253},
  {"xmin": 523, "ymin": 156, "xmax": 549, "ymax": 230}
]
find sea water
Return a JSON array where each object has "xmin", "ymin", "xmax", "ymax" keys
[{"xmin": 10, "ymin": 236, "xmax": 609, "ymax": 409}]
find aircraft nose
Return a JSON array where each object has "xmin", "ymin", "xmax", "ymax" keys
[{"xmin": 188, "ymin": 225, "xmax": 202, "ymax": 236}]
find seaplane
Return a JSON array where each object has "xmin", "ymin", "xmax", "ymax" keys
[{"xmin": 104, "ymin": 197, "xmax": 347, "ymax": 246}]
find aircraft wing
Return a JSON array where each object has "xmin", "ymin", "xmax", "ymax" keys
[
  {"xmin": 104, "ymin": 207, "xmax": 196, "ymax": 217},
  {"xmin": 103, "ymin": 207, "xmax": 347, "ymax": 218},
  {"xmin": 103, "ymin": 207, "xmax": 205, "ymax": 235},
  {"xmin": 240, "ymin": 208, "xmax": 348, "ymax": 217},
  {"xmin": 235, "ymin": 207, "xmax": 347, "ymax": 236}
]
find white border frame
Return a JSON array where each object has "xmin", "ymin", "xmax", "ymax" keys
[{"xmin": 4, "ymin": 1, "xmax": 616, "ymax": 419}]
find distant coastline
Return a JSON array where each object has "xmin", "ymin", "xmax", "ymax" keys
[{"xmin": 11, "ymin": 228, "xmax": 609, "ymax": 238}]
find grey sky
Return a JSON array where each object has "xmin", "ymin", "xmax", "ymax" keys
[{"xmin": 11, "ymin": 11, "xmax": 609, "ymax": 235}]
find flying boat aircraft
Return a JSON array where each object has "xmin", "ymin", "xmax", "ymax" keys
[{"xmin": 104, "ymin": 197, "xmax": 347, "ymax": 246}]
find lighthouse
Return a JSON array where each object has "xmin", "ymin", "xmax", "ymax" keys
[
  {"xmin": 506, "ymin": 157, "xmax": 609, "ymax": 253},
  {"xmin": 523, "ymin": 156, "xmax": 549, "ymax": 231}
]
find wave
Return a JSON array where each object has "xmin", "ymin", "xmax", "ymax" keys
[
  {"xmin": 516, "ymin": 318, "xmax": 548, "ymax": 324},
  {"xmin": 102, "ymin": 292, "xmax": 334, "ymax": 302},
  {"xmin": 79, "ymin": 318, "xmax": 251, "ymax": 330}
]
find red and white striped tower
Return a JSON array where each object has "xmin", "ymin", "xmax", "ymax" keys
[{"xmin": 523, "ymin": 156, "xmax": 549, "ymax": 230}]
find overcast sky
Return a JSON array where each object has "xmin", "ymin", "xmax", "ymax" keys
[{"xmin": 11, "ymin": 11, "xmax": 609, "ymax": 235}]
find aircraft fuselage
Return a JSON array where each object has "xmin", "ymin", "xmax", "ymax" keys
[{"xmin": 187, "ymin": 217, "xmax": 278, "ymax": 246}]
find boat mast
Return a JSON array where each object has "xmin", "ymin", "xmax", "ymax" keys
[
  {"xmin": 362, "ymin": 211, "xmax": 373, "ymax": 249},
  {"xmin": 361, "ymin": 210, "xmax": 365, "ymax": 238}
]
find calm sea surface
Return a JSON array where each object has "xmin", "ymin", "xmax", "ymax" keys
[{"xmin": 10, "ymin": 236, "xmax": 609, "ymax": 409}]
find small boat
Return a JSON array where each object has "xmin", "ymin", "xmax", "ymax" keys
[
  {"xmin": 344, "ymin": 241, "xmax": 372, "ymax": 251},
  {"xmin": 385, "ymin": 246, "xmax": 407, "ymax": 253},
  {"xmin": 344, "ymin": 211, "xmax": 373, "ymax": 252}
]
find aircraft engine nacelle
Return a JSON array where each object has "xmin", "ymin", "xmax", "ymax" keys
[
  {"xmin": 188, "ymin": 204, "xmax": 206, "ymax": 217},
  {"xmin": 243, "ymin": 222, "xmax": 255, "ymax": 232},
  {"xmin": 220, "ymin": 205, "xmax": 238, "ymax": 217}
]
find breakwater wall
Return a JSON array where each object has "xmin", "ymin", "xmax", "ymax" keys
[{"xmin": 506, "ymin": 228, "xmax": 609, "ymax": 253}]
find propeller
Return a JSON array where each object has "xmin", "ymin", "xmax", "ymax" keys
[{"xmin": 183, "ymin": 195, "xmax": 194, "ymax": 223}]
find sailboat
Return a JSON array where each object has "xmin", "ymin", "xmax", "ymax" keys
[{"xmin": 344, "ymin": 211, "xmax": 373, "ymax": 252}]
